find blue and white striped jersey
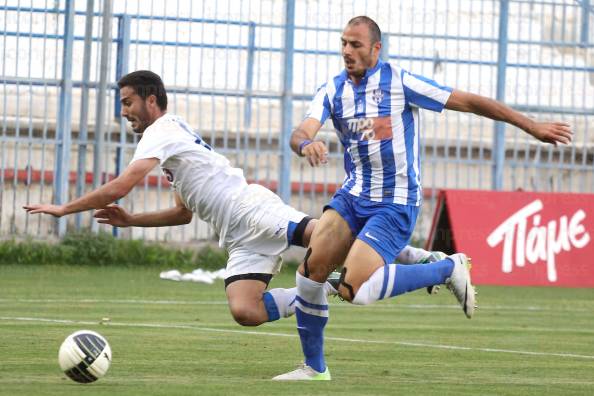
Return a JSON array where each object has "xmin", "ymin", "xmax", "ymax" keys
[{"xmin": 305, "ymin": 60, "xmax": 452, "ymax": 206}]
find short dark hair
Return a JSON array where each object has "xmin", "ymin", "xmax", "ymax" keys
[
  {"xmin": 346, "ymin": 16, "xmax": 381, "ymax": 44},
  {"xmin": 117, "ymin": 70, "xmax": 168, "ymax": 110}
]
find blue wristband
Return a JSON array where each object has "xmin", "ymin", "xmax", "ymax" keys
[{"xmin": 298, "ymin": 140, "xmax": 312, "ymax": 156}]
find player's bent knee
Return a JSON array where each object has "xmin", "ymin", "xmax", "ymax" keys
[
  {"xmin": 229, "ymin": 305, "xmax": 265, "ymax": 327},
  {"xmin": 336, "ymin": 267, "xmax": 359, "ymax": 302},
  {"xmin": 227, "ymin": 296, "xmax": 267, "ymax": 326},
  {"xmin": 348, "ymin": 277, "xmax": 377, "ymax": 306},
  {"xmin": 350, "ymin": 288, "xmax": 373, "ymax": 305},
  {"xmin": 338, "ymin": 285, "xmax": 354, "ymax": 302},
  {"xmin": 298, "ymin": 247, "xmax": 338, "ymax": 282},
  {"xmin": 300, "ymin": 263, "xmax": 330, "ymax": 281}
]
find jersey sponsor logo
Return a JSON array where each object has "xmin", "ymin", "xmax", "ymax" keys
[
  {"xmin": 338, "ymin": 116, "xmax": 393, "ymax": 141},
  {"xmin": 486, "ymin": 199, "xmax": 591, "ymax": 282}
]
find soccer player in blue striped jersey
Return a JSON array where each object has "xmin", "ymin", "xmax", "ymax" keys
[{"xmin": 273, "ymin": 16, "xmax": 572, "ymax": 380}]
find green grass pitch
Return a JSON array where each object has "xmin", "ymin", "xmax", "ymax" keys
[{"xmin": 1, "ymin": 264, "xmax": 593, "ymax": 395}]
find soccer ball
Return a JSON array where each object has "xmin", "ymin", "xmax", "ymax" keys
[{"xmin": 58, "ymin": 330, "xmax": 112, "ymax": 383}]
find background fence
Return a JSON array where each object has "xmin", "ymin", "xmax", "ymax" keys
[{"xmin": 1, "ymin": 0, "xmax": 593, "ymax": 244}]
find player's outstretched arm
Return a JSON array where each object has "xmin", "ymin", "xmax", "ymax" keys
[
  {"xmin": 444, "ymin": 89, "xmax": 573, "ymax": 146},
  {"xmin": 94, "ymin": 193, "xmax": 192, "ymax": 227},
  {"xmin": 290, "ymin": 117, "xmax": 328, "ymax": 167},
  {"xmin": 23, "ymin": 158, "xmax": 159, "ymax": 218}
]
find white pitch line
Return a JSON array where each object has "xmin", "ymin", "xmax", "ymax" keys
[
  {"xmin": 0, "ymin": 298, "xmax": 589, "ymax": 313},
  {"xmin": 1, "ymin": 316, "xmax": 594, "ymax": 361},
  {"xmin": 0, "ymin": 298, "xmax": 229, "ymax": 305}
]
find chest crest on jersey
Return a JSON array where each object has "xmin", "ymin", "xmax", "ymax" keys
[{"xmin": 371, "ymin": 88, "xmax": 384, "ymax": 104}]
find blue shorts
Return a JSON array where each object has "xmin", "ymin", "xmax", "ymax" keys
[{"xmin": 324, "ymin": 189, "xmax": 419, "ymax": 264}]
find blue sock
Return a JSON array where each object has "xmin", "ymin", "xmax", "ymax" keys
[
  {"xmin": 352, "ymin": 259, "xmax": 454, "ymax": 305},
  {"xmin": 262, "ymin": 292, "xmax": 280, "ymax": 322},
  {"xmin": 295, "ymin": 272, "xmax": 328, "ymax": 373},
  {"xmin": 263, "ymin": 288, "xmax": 297, "ymax": 321},
  {"xmin": 390, "ymin": 259, "xmax": 454, "ymax": 297}
]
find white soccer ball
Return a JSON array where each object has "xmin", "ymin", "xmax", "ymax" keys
[{"xmin": 58, "ymin": 330, "xmax": 112, "ymax": 383}]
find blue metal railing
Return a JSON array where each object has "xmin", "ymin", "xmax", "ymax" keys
[
  {"xmin": 53, "ymin": 0, "xmax": 75, "ymax": 237},
  {"xmin": 1, "ymin": 0, "xmax": 593, "ymax": 241}
]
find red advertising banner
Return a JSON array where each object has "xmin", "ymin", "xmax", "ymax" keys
[{"xmin": 426, "ymin": 190, "xmax": 594, "ymax": 287}]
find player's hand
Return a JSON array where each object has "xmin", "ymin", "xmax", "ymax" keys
[
  {"xmin": 528, "ymin": 122, "xmax": 572, "ymax": 146},
  {"xmin": 302, "ymin": 141, "xmax": 329, "ymax": 167},
  {"xmin": 23, "ymin": 204, "xmax": 66, "ymax": 217},
  {"xmin": 94, "ymin": 204, "xmax": 132, "ymax": 227}
]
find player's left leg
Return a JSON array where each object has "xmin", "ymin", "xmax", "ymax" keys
[
  {"xmin": 224, "ymin": 246, "xmax": 338, "ymax": 327},
  {"xmin": 225, "ymin": 276, "xmax": 339, "ymax": 327},
  {"xmin": 225, "ymin": 277, "xmax": 275, "ymax": 326},
  {"xmin": 222, "ymin": 185, "xmax": 339, "ymax": 329},
  {"xmin": 224, "ymin": 244, "xmax": 290, "ymax": 326}
]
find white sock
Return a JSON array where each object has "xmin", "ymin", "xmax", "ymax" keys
[
  {"xmin": 267, "ymin": 287, "xmax": 297, "ymax": 318},
  {"xmin": 397, "ymin": 246, "xmax": 430, "ymax": 264},
  {"xmin": 353, "ymin": 262, "xmax": 453, "ymax": 306},
  {"xmin": 265, "ymin": 282, "xmax": 335, "ymax": 320},
  {"xmin": 352, "ymin": 266, "xmax": 385, "ymax": 305},
  {"xmin": 296, "ymin": 272, "xmax": 328, "ymax": 309}
]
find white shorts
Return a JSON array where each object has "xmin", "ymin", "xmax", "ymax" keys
[{"xmin": 223, "ymin": 184, "xmax": 308, "ymax": 279}]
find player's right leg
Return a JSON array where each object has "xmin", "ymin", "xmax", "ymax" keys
[
  {"xmin": 336, "ymin": 205, "xmax": 476, "ymax": 319},
  {"xmin": 342, "ymin": 248, "xmax": 476, "ymax": 318},
  {"xmin": 413, "ymin": 249, "xmax": 448, "ymax": 294},
  {"xmin": 273, "ymin": 208, "xmax": 353, "ymax": 381},
  {"xmin": 328, "ymin": 247, "xmax": 446, "ymax": 295},
  {"xmin": 396, "ymin": 245, "xmax": 433, "ymax": 264}
]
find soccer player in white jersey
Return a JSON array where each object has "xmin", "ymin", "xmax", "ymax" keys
[
  {"xmin": 274, "ymin": 16, "xmax": 573, "ymax": 380},
  {"xmin": 23, "ymin": 70, "xmax": 440, "ymax": 329}
]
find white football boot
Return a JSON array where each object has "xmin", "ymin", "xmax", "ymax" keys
[
  {"xmin": 445, "ymin": 253, "xmax": 476, "ymax": 319},
  {"xmin": 272, "ymin": 363, "xmax": 331, "ymax": 381}
]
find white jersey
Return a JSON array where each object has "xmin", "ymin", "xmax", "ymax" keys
[{"xmin": 131, "ymin": 113, "xmax": 248, "ymax": 243}]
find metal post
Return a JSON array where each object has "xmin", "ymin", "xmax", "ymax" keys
[
  {"xmin": 114, "ymin": 15, "xmax": 131, "ymax": 121},
  {"xmin": 75, "ymin": 0, "xmax": 94, "ymax": 231},
  {"xmin": 492, "ymin": 0, "xmax": 509, "ymax": 190},
  {"xmin": 91, "ymin": 0, "xmax": 112, "ymax": 232},
  {"xmin": 581, "ymin": 0, "xmax": 590, "ymax": 48},
  {"xmin": 380, "ymin": 33, "xmax": 390, "ymax": 62},
  {"xmin": 54, "ymin": 0, "xmax": 75, "ymax": 237},
  {"xmin": 279, "ymin": 0, "xmax": 295, "ymax": 203},
  {"xmin": 244, "ymin": 22, "xmax": 256, "ymax": 128},
  {"xmin": 112, "ymin": 14, "xmax": 130, "ymax": 237}
]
